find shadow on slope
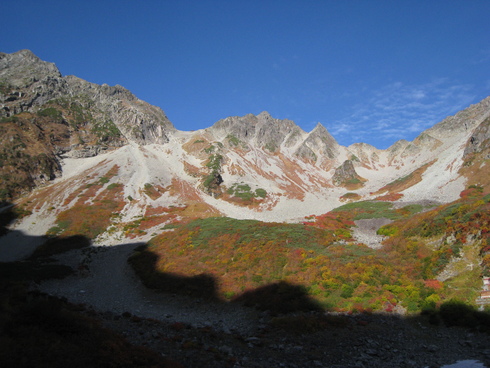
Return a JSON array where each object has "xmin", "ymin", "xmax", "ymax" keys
[
  {"xmin": 0, "ymin": 204, "xmax": 182, "ymax": 368},
  {"xmin": 129, "ymin": 244, "xmax": 324, "ymax": 315}
]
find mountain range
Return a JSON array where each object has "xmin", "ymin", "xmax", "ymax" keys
[
  {"xmin": 3, "ymin": 50, "xmax": 490, "ymax": 367},
  {"xmin": 1, "ymin": 49, "xmax": 490, "ymax": 309},
  {"xmin": 1, "ymin": 50, "xmax": 489, "ymax": 231}
]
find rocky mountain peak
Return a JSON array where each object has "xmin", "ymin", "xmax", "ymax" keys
[
  {"xmin": 257, "ymin": 111, "xmax": 272, "ymax": 121},
  {"xmin": 0, "ymin": 49, "xmax": 61, "ymax": 88},
  {"xmin": 208, "ymin": 112, "xmax": 302, "ymax": 152},
  {"xmin": 425, "ymin": 96, "xmax": 490, "ymax": 140},
  {"xmin": 0, "ymin": 50, "xmax": 175, "ymax": 146},
  {"xmin": 309, "ymin": 122, "xmax": 337, "ymax": 143},
  {"xmin": 294, "ymin": 122, "xmax": 339, "ymax": 161}
]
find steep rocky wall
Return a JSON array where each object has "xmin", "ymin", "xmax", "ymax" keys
[{"xmin": 0, "ymin": 50, "xmax": 175, "ymax": 146}]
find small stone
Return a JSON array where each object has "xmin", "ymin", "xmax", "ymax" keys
[
  {"xmin": 366, "ymin": 349, "xmax": 379, "ymax": 356},
  {"xmin": 427, "ymin": 344, "xmax": 438, "ymax": 352},
  {"xmin": 219, "ymin": 345, "xmax": 233, "ymax": 355}
]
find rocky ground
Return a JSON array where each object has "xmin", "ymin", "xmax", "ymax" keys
[
  {"xmin": 34, "ymin": 244, "xmax": 490, "ymax": 368},
  {"xmin": 70, "ymin": 299, "xmax": 490, "ymax": 368},
  {"xmin": 351, "ymin": 218, "xmax": 393, "ymax": 249}
]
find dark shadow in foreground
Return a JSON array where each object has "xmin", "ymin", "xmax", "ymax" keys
[
  {"xmin": 129, "ymin": 244, "xmax": 324, "ymax": 315},
  {"xmin": 0, "ymin": 204, "xmax": 182, "ymax": 368}
]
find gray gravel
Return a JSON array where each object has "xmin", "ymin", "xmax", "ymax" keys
[{"xmin": 37, "ymin": 243, "xmax": 261, "ymax": 334}]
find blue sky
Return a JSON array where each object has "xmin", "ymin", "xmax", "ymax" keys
[{"xmin": 2, "ymin": 1, "xmax": 489, "ymax": 149}]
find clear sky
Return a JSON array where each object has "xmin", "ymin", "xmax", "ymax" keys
[{"xmin": 2, "ymin": 1, "xmax": 489, "ymax": 149}]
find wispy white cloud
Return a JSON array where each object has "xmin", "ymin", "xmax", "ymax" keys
[
  {"xmin": 326, "ymin": 79, "xmax": 477, "ymax": 148},
  {"xmin": 471, "ymin": 47, "xmax": 490, "ymax": 65}
]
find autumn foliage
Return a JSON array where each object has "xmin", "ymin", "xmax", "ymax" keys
[{"xmin": 129, "ymin": 189, "xmax": 490, "ymax": 313}]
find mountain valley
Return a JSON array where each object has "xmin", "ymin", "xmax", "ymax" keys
[{"xmin": 1, "ymin": 49, "xmax": 490, "ymax": 367}]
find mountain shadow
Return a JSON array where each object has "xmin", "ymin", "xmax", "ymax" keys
[
  {"xmin": 0, "ymin": 203, "xmax": 181, "ymax": 368},
  {"xmin": 128, "ymin": 244, "xmax": 324, "ymax": 314},
  {"xmin": 129, "ymin": 244, "xmax": 221, "ymax": 300},
  {"xmin": 3, "ymin": 204, "xmax": 490, "ymax": 367},
  {"xmin": 0, "ymin": 203, "xmax": 17, "ymax": 236},
  {"xmin": 232, "ymin": 281, "xmax": 323, "ymax": 314}
]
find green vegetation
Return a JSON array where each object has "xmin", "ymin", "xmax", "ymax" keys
[
  {"xmin": 205, "ymin": 154, "xmax": 222, "ymax": 171},
  {"xmin": 227, "ymin": 134, "xmax": 240, "ymax": 146},
  {"xmin": 202, "ymin": 154, "xmax": 223, "ymax": 192},
  {"xmin": 265, "ymin": 142, "xmax": 277, "ymax": 152},
  {"xmin": 107, "ymin": 182, "xmax": 121, "ymax": 190},
  {"xmin": 0, "ymin": 115, "xmax": 19, "ymax": 124},
  {"xmin": 91, "ymin": 119, "xmax": 121, "ymax": 140},
  {"xmin": 203, "ymin": 145, "xmax": 215, "ymax": 154},
  {"xmin": 226, "ymin": 134, "xmax": 247, "ymax": 149},
  {"xmin": 227, "ymin": 182, "xmax": 267, "ymax": 201},
  {"xmin": 181, "ymin": 217, "xmax": 331, "ymax": 252},
  {"xmin": 332, "ymin": 200, "xmax": 426, "ymax": 221},
  {"xmin": 37, "ymin": 107, "xmax": 63, "ymax": 122},
  {"xmin": 332, "ymin": 201, "xmax": 399, "ymax": 220},
  {"xmin": 346, "ymin": 178, "xmax": 362, "ymax": 185}
]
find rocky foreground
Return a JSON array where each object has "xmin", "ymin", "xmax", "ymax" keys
[
  {"xmin": 34, "ymin": 246, "xmax": 490, "ymax": 368},
  {"xmin": 75, "ymin": 300, "xmax": 490, "ymax": 368}
]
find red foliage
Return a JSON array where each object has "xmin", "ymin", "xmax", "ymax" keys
[{"xmin": 424, "ymin": 279, "xmax": 443, "ymax": 290}]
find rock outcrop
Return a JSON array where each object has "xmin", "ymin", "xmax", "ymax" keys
[
  {"xmin": 464, "ymin": 116, "xmax": 490, "ymax": 157},
  {"xmin": 332, "ymin": 159, "xmax": 364, "ymax": 188},
  {"xmin": 208, "ymin": 111, "xmax": 301, "ymax": 152},
  {"xmin": 0, "ymin": 49, "xmax": 175, "ymax": 146}
]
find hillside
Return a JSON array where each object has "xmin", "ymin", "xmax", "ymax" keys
[
  {"xmin": 0, "ymin": 48, "xmax": 488, "ymax": 290},
  {"xmin": 1, "ymin": 50, "xmax": 489, "ymax": 239}
]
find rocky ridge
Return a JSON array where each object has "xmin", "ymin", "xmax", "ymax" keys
[
  {"xmin": 0, "ymin": 49, "xmax": 174, "ymax": 147},
  {"xmin": 1, "ymin": 49, "xmax": 490, "ymax": 236}
]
